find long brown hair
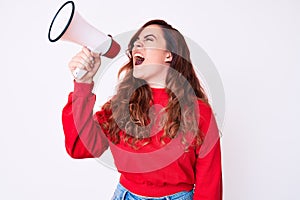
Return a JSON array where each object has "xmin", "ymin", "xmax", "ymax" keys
[{"xmin": 102, "ymin": 19, "xmax": 208, "ymax": 149}]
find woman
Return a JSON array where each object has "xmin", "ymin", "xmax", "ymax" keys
[{"xmin": 62, "ymin": 19, "xmax": 222, "ymax": 200}]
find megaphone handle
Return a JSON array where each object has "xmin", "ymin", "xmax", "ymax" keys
[
  {"xmin": 73, "ymin": 67, "xmax": 88, "ymax": 79},
  {"xmin": 72, "ymin": 45, "xmax": 99, "ymax": 80}
]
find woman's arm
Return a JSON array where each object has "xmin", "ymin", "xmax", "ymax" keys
[
  {"xmin": 194, "ymin": 139, "xmax": 222, "ymax": 199},
  {"xmin": 62, "ymin": 81, "xmax": 109, "ymax": 158},
  {"xmin": 62, "ymin": 47, "xmax": 109, "ymax": 158},
  {"xmin": 193, "ymin": 103, "xmax": 223, "ymax": 200}
]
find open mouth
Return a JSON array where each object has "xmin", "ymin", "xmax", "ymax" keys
[{"xmin": 134, "ymin": 53, "xmax": 145, "ymax": 65}]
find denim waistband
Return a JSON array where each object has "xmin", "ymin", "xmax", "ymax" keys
[{"xmin": 111, "ymin": 183, "xmax": 193, "ymax": 200}]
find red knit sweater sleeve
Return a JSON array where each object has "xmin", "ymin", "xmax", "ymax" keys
[
  {"xmin": 62, "ymin": 81, "xmax": 109, "ymax": 158},
  {"xmin": 193, "ymin": 102, "xmax": 223, "ymax": 200}
]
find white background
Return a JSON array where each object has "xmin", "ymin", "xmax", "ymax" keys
[{"xmin": 0, "ymin": 0, "xmax": 299, "ymax": 199}]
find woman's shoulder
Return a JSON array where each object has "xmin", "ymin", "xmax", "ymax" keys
[{"xmin": 196, "ymin": 99, "xmax": 212, "ymax": 115}]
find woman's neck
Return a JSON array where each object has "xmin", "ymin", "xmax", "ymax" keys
[{"xmin": 147, "ymin": 81, "xmax": 166, "ymax": 89}]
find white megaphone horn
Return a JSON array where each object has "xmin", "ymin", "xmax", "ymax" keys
[{"xmin": 48, "ymin": 1, "xmax": 120, "ymax": 79}]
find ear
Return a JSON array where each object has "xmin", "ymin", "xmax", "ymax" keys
[{"xmin": 164, "ymin": 52, "xmax": 173, "ymax": 63}]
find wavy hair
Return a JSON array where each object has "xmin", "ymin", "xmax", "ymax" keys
[{"xmin": 102, "ymin": 20, "xmax": 208, "ymax": 150}]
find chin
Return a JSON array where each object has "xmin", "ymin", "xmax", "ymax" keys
[{"xmin": 132, "ymin": 68, "xmax": 144, "ymax": 79}]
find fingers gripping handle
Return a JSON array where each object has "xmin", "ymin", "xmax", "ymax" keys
[{"xmin": 73, "ymin": 36, "xmax": 120, "ymax": 79}]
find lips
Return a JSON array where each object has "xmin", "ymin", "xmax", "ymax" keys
[{"xmin": 133, "ymin": 53, "xmax": 145, "ymax": 65}]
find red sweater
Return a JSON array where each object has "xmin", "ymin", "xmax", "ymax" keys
[{"xmin": 62, "ymin": 81, "xmax": 222, "ymax": 199}]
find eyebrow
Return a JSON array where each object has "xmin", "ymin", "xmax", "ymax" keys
[
  {"xmin": 136, "ymin": 34, "xmax": 157, "ymax": 40},
  {"xmin": 144, "ymin": 34, "xmax": 157, "ymax": 39}
]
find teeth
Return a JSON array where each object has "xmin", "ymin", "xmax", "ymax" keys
[
  {"xmin": 134, "ymin": 53, "xmax": 144, "ymax": 58},
  {"xmin": 133, "ymin": 52, "xmax": 145, "ymax": 65}
]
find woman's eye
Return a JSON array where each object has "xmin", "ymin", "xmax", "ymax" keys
[{"xmin": 145, "ymin": 38, "xmax": 154, "ymax": 42}]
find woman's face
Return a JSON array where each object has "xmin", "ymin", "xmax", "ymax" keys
[{"xmin": 131, "ymin": 24, "xmax": 172, "ymax": 87}]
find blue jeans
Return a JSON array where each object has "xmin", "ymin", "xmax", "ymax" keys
[{"xmin": 111, "ymin": 183, "xmax": 193, "ymax": 200}]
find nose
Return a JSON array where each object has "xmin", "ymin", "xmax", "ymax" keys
[{"xmin": 133, "ymin": 39, "xmax": 143, "ymax": 49}]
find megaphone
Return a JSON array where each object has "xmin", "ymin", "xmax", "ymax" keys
[{"xmin": 48, "ymin": 1, "xmax": 120, "ymax": 79}]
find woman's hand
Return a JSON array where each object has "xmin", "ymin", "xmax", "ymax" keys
[{"xmin": 68, "ymin": 46, "xmax": 101, "ymax": 83}]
